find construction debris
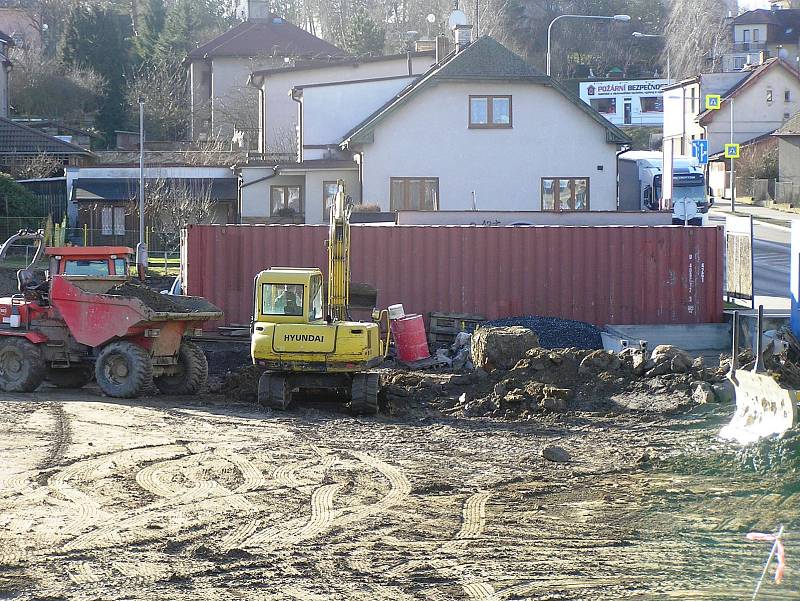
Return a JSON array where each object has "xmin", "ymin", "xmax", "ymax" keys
[
  {"xmin": 107, "ymin": 281, "xmax": 193, "ymax": 313},
  {"xmin": 483, "ymin": 316, "xmax": 603, "ymax": 349}
]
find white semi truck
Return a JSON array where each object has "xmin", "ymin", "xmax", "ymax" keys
[{"xmin": 618, "ymin": 151, "xmax": 710, "ymax": 225}]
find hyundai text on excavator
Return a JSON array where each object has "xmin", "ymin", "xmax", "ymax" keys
[
  {"xmin": 251, "ymin": 182, "xmax": 389, "ymax": 414},
  {"xmin": 0, "ymin": 229, "xmax": 222, "ymax": 397}
]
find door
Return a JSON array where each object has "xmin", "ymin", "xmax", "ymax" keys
[{"xmin": 623, "ymin": 99, "xmax": 632, "ymax": 125}]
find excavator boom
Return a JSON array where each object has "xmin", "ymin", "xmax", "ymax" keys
[{"xmin": 327, "ymin": 182, "xmax": 351, "ymax": 321}]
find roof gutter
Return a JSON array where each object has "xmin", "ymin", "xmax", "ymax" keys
[{"xmin": 241, "ymin": 165, "xmax": 280, "ymax": 188}]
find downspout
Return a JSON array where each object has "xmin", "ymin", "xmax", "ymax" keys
[
  {"xmin": 247, "ymin": 73, "xmax": 266, "ymax": 155},
  {"xmin": 290, "ymin": 87, "xmax": 303, "ymax": 163}
]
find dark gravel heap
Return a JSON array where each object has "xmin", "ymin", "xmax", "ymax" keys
[
  {"xmin": 107, "ymin": 281, "xmax": 192, "ymax": 313},
  {"xmin": 483, "ymin": 316, "xmax": 603, "ymax": 350}
]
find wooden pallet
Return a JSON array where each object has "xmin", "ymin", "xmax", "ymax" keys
[{"xmin": 428, "ymin": 312, "xmax": 485, "ymax": 346}]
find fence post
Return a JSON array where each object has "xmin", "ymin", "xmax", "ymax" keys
[{"xmin": 83, "ymin": 224, "xmax": 88, "ymax": 246}]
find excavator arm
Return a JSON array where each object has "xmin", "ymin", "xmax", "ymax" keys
[
  {"xmin": 0, "ymin": 229, "xmax": 46, "ymax": 268},
  {"xmin": 326, "ymin": 181, "xmax": 351, "ymax": 321}
]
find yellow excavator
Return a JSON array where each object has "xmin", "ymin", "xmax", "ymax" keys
[{"xmin": 250, "ymin": 181, "xmax": 389, "ymax": 414}]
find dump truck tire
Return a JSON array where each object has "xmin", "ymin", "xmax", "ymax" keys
[
  {"xmin": 154, "ymin": 341, "xmax": 208, "ymax": 396},
  {"xmin": 350, "ymin": 372, "xmax": 379, "ymax": 415},
  {"xmin": 0, "ymin": 338, "xmax": 45, "ymax": 392},
  {"xmin": 46, "ymin": 366, "xmax": 93, "ymax": 389},
  {"xmin": 95, "ymin": 341, "xmax": 153, "ymax": 398},
  {"xmin": 258, "ymin": 373, "xmax": 291, "ymax": 410}
]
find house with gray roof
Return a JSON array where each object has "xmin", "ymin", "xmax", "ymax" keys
[
  {"xmin": 240, "ymin": 32, "xmax": 631, "ymax": 224},
  {"xmin": 0, "ymin": 116, "xmax": 94, "ymax": 171},
  {"xmin": 186, "ymin": 0, "xmax": 345, "ymax": 145}
]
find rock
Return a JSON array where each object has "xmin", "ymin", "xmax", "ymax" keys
[
  {"xmin": 473, "ymin": 368, "xmax": 490, "ymax": 381},
  {"xmin": 636, "ymin": 451, "xmax": 651, "ymax": 465},
  {"xmin": 385, "ymin": 384, "xmax": 409, "ymax": 398},
  {"xmin": 578, "ymin": 350, "xmax": 621, "ymax": 375},
  {"xmin": 541, "ymin": 397, "xmax": 567, "ymax": 412},
  {"xmin": 392, "ymin": 373, "xmax": 422, "ymax": 387},
  {"xmin": 692, "ymin": 356, "xmax": 705, "ymax": 370},
  {"xmin": 646, "ymin": 345, "xmax": 692, "ymax": 377},
  {"xmin": 712, "ymin": 380, "xmax": 735, "ymax": 404},
  {"xmin": 471, "ymin": 326, "xmax": 540, "ymax": 371},
  {"xmin": 463, "ymin": 396, "xmax": 497, "ymax": 417},
  {"xmin": 541, "ymin": 445, "xmax": 571, "ymax": 463},
  {"xmin": 494, "ymin": 382, "xmax": 507, "ymax": 397},
  {"xmin": 692, "ymin": 381, "xmax": 715, "ymax": 404}
]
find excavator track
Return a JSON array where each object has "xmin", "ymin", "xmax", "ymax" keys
[
  {"xmin": 350, "ymin": 373, "xmax": 380, "ymax": 416},
  {"xmin": 258, "ymin": 373, "xmax": 292, "ymax": 410}
]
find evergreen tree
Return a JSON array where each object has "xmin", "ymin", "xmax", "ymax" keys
[
  {"xmin": 59, "ymin": 6, "xmax": 131, "ymax": 145},
  {"xmin": 344, "ymin": 7, "xmax": 385, "ymax": 57},
  {"xmin": 135, "ymin": 0, "xmax": 167, "ymax": 62},
  {"xmin": 155, "ymin": 0, "xmax": 228, "ymax": 61}
]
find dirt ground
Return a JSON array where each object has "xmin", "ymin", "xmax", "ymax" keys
[{"xmin": 1, "ymin": 380, "xmax": 798, "ymax": 600}]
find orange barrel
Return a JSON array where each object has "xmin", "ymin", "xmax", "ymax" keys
[{"xmin": 392, "ymin": 314, "xmax": 430, "ymax": 362}]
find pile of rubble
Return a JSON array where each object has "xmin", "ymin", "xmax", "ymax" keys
[{"xmin": 383, "ymin": 326, "xmax": 734, "ymax": 420}]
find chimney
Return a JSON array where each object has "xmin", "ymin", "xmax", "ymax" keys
[
  {"xmin": 435, "ymin": 34, "xmax": 450, "ymax": 63},
  {"xmin": 454, "ymin": 24, "xmax": 473, "ymax": 52}
]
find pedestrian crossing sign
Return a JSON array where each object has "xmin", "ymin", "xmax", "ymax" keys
[
  {"xmin": 706, "ymin": 94, "xmax": 722, "ymax": 110},
  {"xmin": 725, "ymin": 143, "xmax": 740, "ymax": 159}
]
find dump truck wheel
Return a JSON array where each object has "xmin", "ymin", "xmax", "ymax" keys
[
  {"xmin": 350, "ymin": 373, "xmax": 379, "ymax": 415},
  {"xmin": 258, "ymin": 373, "xmax": 291, "ymax": 410},
  {"xmin": 154, "ymin": 341, "xmax": 208, "ymax": 396},
  {"xmin": 0, "ymin": 338, "xmax": 45, "ymax": 392},
  {"xmin": 95, "ymin": 341, "xmax": 153, "ymax": 398},
  {"xmin": 46, "ymin": 366, "xmax": 93, "ymax": 389}
]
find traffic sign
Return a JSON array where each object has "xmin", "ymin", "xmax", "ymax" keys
[
  {"xmin": 692, "ymin": 139, "xmax": 709, "ymax": 165},
  {"xmin": 706, "ymin": 94, "xmax": 722, "ymax": 110},
  {"xmin": 725, "ymin": 143, "xmax": 740, "ymax": 159}
]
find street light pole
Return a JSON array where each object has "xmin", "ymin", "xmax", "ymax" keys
[
  {"xmin": 546, "ymin": 14, "xmax": 631, "ymax": 77},
  {"xmin": 731, "ymin": 98, "xmax": 736, "ymax": 213},
  {"xmin": 632, "ymin": 32, "xmax": 670, "ymax": 81},
  {"xmin": 137, "ymin": 96, "xmax": 147, "ymax": 279}
]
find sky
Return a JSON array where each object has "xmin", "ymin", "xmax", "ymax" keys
[{"xmin": 738, "ymin": 0, "xmax": 771, "ymax": 8}]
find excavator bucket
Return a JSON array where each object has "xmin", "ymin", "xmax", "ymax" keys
[{"xmin": 720, "ymin": 308, "xmax": 799, "ymax": 445}]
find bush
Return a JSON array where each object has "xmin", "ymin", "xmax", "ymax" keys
[{"xmin": 0, "ymin": 174, "xmax": 38, "ymax": 218}]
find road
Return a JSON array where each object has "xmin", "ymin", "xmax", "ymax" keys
[{"xmin": 709, "ymin": 208, "xmax": 791, "ymax": 300}]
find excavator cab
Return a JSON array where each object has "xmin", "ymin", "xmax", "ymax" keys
[{"xmin": 253, "ymin": 268, "xmax": 324, "ymax": 324}]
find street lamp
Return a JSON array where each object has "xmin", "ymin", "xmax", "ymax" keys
[
  {"xmin": 546, "ymin": 14, "xmax": 631, "ymax": 77},
  {"xmin": 632, "ymin": 31, "xmax": 670, "ymax": 82}
]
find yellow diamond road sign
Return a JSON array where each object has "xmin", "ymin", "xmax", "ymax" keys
[
  {"xmin": 725, "ymin": 143, "xmax": 740, "ymax": 159},
  {"xmin": 706, "ymin": 94, "xmax": 722, "ymax": 110}
]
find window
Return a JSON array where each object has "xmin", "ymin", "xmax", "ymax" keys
[
  {"xmin": 101, "ymin": 205, "xmax": 125, "ymax": 236},
  {"xmin": 114, "ymin": 258, "xmax": 128, "ymax": 276},
  {"xmin": 641, "ymin": 96, "xmax": 663, "ymax": 113},
  {"xmin": 753, "ymin": 29, "xmax": 760, "ymax": 43},
  {"xmin": 541, "ymin": 178, "xmax": 590, "ymax": 211},
  {"xmin": 64, "ymin": 260, "xmax": 111, "ymax": 276},
  {"xmin": 590, "ymin": 98, "xmax": 616, "ymax": 114},
  {"xmin": 743, "ymin": 29, "xmax": 751, "ymax": 43},
  {"xmin": 786, "ymin": 90, "xmax": 792, "ymax": 102},
  {"xmin": 323, "ymin": 180, "xmax": 339, "ymax": 222},
  {"xmin": 270, "ymin": 185, "xmax": 303, "ymax": 217},
  {"xmin": 469, "ymin": 95, "xmax": 512, "ymax": 128},
  {"xmin": 309, "ymin": 275, "xmax": 323, "ymax": 321},
  {"xmin": 261, "ymin": 283, "xmax": 304, "ymax": 316},
  {"xmin": 390, "ymin": 178, "xmax": 439, "ymax": 211},
  {"xmin": 734, "ymin": 56, "xmax": 746, "ymax": 70},
  {"xmin": 767, "ymin": 88, "xmax": 774, "ymax": 103}
]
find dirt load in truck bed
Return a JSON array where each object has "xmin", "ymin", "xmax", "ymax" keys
[{"xmin": 106, "ymin": 281, "xmax": 214, "ymax": 314}]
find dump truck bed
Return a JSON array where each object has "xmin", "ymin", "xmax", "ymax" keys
[{"xmin": 49, "ymin": 276, "xmax": 222, "ymax": 348}]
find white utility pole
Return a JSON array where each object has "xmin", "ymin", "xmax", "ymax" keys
[
  {"xmin": 137, "ymin": 96, "xmax": 148, "ymax": 278},
  {"xmin": 731, "ymin": 98, "xmax": 736, "ymax": 213}
]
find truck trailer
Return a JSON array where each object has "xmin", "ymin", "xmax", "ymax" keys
[{"xmin": 618, "ymin": 151, "xmax": 710, "ymax": 225}]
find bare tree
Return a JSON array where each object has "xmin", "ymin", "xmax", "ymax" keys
[
  {"xmin": 665, "ymin": 0, "xmax": 731, "ymax": 79},
  {"xmin": 126, "ymin": 58, "xmax": 191, "ymax": 141},
  {"xmin": 8, "ymin": 153, "xmax": 65, "ymax": 180},
  {"xmin": 143, "ymin": 177, "xmax": 217, "ymax": 233}
]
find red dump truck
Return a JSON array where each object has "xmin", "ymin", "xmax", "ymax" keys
[{"xmin": 0, "ymin": 232, "xmax": 221, "ymax": 398}]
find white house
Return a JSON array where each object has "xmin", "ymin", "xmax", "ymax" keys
[
  {"xmin": 240, "ymin": 33, "xmax": 630, "ymax": 223},
  {"xmin": 185, "ymin": 0, "xmax": 345, "ymax": 144},
  {"xmin": 248, "ymin": 51, "xmax": 436, "ymax": 156},
  {"xmin": 663, "ymin": 58, "xmax": 800, "ymax": 157},
  {"xmin": 342, "ymin": 35, "xmax": 629, "ymax": 214}
]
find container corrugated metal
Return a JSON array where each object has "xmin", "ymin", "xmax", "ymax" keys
[{"xmin": 182, "ymin": 224, "xmax": 724, "ymax": 329}]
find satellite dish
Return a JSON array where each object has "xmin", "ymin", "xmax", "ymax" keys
[
  {"xmin": 427, "ymin": 13, "xmax": 436, "ymax": 24},
  {"xmin": 448, "ymin": 9, "xmax": 468, "ymax": 30}
]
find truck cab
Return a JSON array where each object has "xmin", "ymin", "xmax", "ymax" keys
[{"xmin": 47, "ymin": 246, "xmax": 133, "ymax": 277}]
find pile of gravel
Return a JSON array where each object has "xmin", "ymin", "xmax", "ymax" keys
[{"xmin": 482, "ymin": 316, "xmax": 603, "ymax": 350}]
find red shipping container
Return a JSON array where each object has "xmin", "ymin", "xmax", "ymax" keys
[{"xmin": 181, "ymin": 224, "xmax": 724, "ymax": 330}]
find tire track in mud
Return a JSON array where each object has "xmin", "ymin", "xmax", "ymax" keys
[
  {"xmin": 454, "ymin": 492, "xmax": 491, "ymax": 541},
  {"xmin": 38, "ymin": 403, "xmax": 71, "ymax": 469},
  {"xmin": 294, "ymin": 483, "xmax": 342, "ymax": 540},
  {"xmin": 67, "ymin": 562, "xmax": 100, "ymax": 585},
  {"xmin": 112, "ymin": 561, "xmax": 172, "ymax": 583}
]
